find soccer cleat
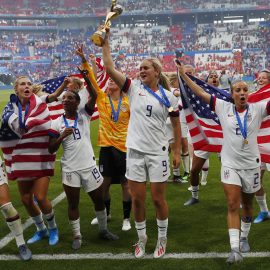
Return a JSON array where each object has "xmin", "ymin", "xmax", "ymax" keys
[
  {"xmin": 240, "ymin": 237, "xmax": 250, "ymax": 253},
  {"xmin": 72, "ymin": 236, "xmax": 82, "ymax": 250},
  {"xmin": 153, "ymin": 237, "xmax": 167, "ymax": 259},
  {"xmin": 27, "ymin": 228, "xmax": 49, "ymax": 244},
  {"xmin": 99, "ymin": 229, "xmax": 119, "ymax": 240},
  {"xmin": 226, "ymin": 249, "xmax": 243, "ymax": 264},
  {"xmin": 182, "ymin": 172, "xmax": 190, "ymax": 182},
  {"xmin": 133, "ymin": 236, "xmax": 147, "ymax": 259},
  {"xmin": 253, "ymin": 211, "xmax": 270, "ymax": 224},
  {"xmin": 18, "ymin": 244, "xmax": 32, "ymax": 261},
  {"xmin": 122, "ymin": 219, "xmax": 132, "ymax": 231},
  {"xmin": 184, "ymin": 197, "xmax": 199, "ymax": 206},
  {"xmin": 173, "ymin": 175, "xmax": 188, "ymax": 184},
  {"xmin": 49, "ymin": 228, "xmax": 59, "ymax": 246},
  {"xmin": 91, "ymin": 214, "xmax": 111, "ymax": 225}
]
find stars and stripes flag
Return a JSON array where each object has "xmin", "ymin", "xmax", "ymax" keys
[
  {"xmin": 179, "ymin": 74, "xmax": 270, "ymax": 163},
  {"xmin": 178, "ymin": 74, "xmax": 231, "ymax": 153},
  {"xmin": 248, "ymin": 83, "xmax": 270, "ymax": 163},
  {"xmin": 42, "ymin": 57, "xmax": 109, "ymax": 120},
  {"xmin": 0, "ymin": 94, "xmax": 55, "ymax": 180}
]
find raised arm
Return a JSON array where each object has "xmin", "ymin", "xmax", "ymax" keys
[
  {"xmin": 46, "ymin": 78, "xmax": 69, "ymax": 103},
  {"xmin": 78, "ymin": 67, "xmax": 97, "ymax": 114},
  {"xmin": 176, "ymin": 61, "xmax": 211, "ymax": 105},
  {"xmin": 102, "ymin": 28, "xmax": 126, "ymax": 89},
  {"xmin": 89, "ymin": 54, "xmax": 97, "ymax": 80},
  {"xmin": 75, "ymin": 44, "xmax": 102, "ymax": 93}
]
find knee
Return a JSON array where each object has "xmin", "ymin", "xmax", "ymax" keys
[
  {"xmin": 152, "ymin": 197, "xmax": 165, "ymax": 209},
  {"xmin": 190, "ymin": 165, "xmax": 201, "ymax": 175},
  {"xmin": 132, "ymin": 197, "xmax": 144, "ymax": 208},
  {"xmin": 34, "ymin": 194, "xmax": 47, "ymax": 205},
  {"xmin": 227, "ymin": 199, "xmax": 239, "ymax": 213},
  {"xmin": 21, "ymin": 193, "xmax": 34, "ymax": 207}
]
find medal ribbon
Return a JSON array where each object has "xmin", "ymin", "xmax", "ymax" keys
[
  {"xmin": 18, "ymin": 102, "xmax": 30, "ymax": 129},
  {"xmin": 109, "ymin": 94, "xmax": 122, "ymax": 122},
  {"xmin": 63, "ymin": 114, "xmax": 78, "ymax": 128},
  {"xmin": 234, "ymin": 106, "xmax": 249, "ymax": 141},
  {"xmin": 143, "ymin": 84, "xmax": 171, "ymax": 109}
]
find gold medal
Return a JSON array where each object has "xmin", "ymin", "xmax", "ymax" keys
[
  {"xmin": 244, "ymin": 139, "xmax": 248, "ymax": 145},
  {"xmin": 168, "ymin": 106, "xmax": 173, "ymax": 112}
]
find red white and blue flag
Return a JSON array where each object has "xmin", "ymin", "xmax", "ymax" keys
[
  {"xmin": 179, "ymin": 74, "xmax": 270, "ymax": 162},
  {"xmin": 0, "ymin": 94, "xmax": 55, "ymax": 180},
  {"xmin": 42, "ymin": 58, "xmax": 109, "ymax": 120}
]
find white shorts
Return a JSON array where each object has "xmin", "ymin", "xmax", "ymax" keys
[
  {"xmin": 0, "ymin": 159, "xmax": 8, "ymax": 186},
  {"xmin": 194, "ymin": 150, "xmax": 211, "ymax": 160},
  {"xmin": 62, "ymin": 165, "xmax": 103, "ymax": 193},
  {"xmin": 261, "ymin": 162, "xmax": 270, "ymax": 171},
  {"xmin": 126, "ymin": 148, "xmax": 170, "ymax": 183},
  {"xmin": 180, "ymin": 121, "xmax": 188, "ymax": 138},
  {"xmin": 221, "ymin": 166, "xmax": 261, "ymax": 194}
]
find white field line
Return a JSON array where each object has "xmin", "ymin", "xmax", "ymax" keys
[
  {"xmin": 0, "ymin": 252, "xmax": 270, "ymax": 261},
  {"xmin": 0, "ymin": 192, "xmax": 66, "ymax": 249}
]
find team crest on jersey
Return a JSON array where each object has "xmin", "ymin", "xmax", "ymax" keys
[{"xmin": 121, "ymin": 105, "xmax": 127, "ymax": 112}]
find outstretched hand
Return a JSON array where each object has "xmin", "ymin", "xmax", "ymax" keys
[
  {"xmin": 75, "ymin": 44, "xmax": 85, "ymax": 59},
  {"xmin": 174, "ymin": 59, "xmax": 185, "ymax": 76}
]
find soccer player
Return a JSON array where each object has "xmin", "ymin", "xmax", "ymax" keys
[
  {"xmin": 101, "ymin": 29, "xmax": 181, "ymax": 259},
  {"xmin": 0, "ymin": 157, "xmax": 31, "ymax": 260},
  {"xmin": 183, "ymin": 71, "xmax": 221, "ymax": 206},
  {"xmin": 48, "ymin": 69, "xmax": 119, "ymax": 250},
  {"xmin": 253, "ymin": 69, "xmax": 270, "ymax": 223},
  {"xmin": 75, "ymin": 46, "xmax": 132, "ymax": 231},
  {"xmin": 177, "ymin": 62, "xmax": 270, "ymax": 264},
  {"xmin": 165, "ymin": 72, "xmax": 189, "ymax": 184},
  {"xmin": 0, "ymin": 76, "xmax": 59, "ymax": 247}
]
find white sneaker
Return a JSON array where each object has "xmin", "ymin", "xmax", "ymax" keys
[
  {"xmin": 133, "ymin": 236, "xmax": 147, "ymax": 258},
  {"xmin": 91, "ymin": 214, "xmax": 111, "ymax": 225},
  {"xmin": 200, "ymin": 180, "xmax": 207, "ymax": 186},
  {"xmin": 122, "ymin": 219, "xmax": 131, "ymax": 231},
  {"xmin": 153, "ymin": 237, "xmax": 167, "ymax": 259}
]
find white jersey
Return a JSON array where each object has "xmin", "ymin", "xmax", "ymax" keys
[
  {"xmin": 123, "ymin": 79, "xmax": 179, "ymax": 155},
  {"xmin": 215, "ymin": 98, "xmax": 269, "ymax": 169},
  {"xmin": 50, "ymin": 109, "xmax": 96, "ymax": 172}
]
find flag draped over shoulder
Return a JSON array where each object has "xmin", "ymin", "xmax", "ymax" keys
[
  {"xmin": 0, "ymin": 94, "xmax": 55, "ymax": 180},
  {"xmin": 248, "ymin": 83, "xmax": 270, "ymax": 163},
  {"xmin": 41, "ymin": 58, "xmax": 109, "ymax": 121},
  {"xmin": 179, "ymin": 74, "xmax": 231, "ymax": 152},
  {"xmin": 179, "ymin": 75, "xmax": 270, "ymax": 162}
]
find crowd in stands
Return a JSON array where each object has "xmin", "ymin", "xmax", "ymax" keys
[
  {"xmin": 0, "ymin": 13, "xmax": 269, "ymax": 84},
  {"xmin": 0, "ymin": 0, "xmax": 269, "ymax": 15}
]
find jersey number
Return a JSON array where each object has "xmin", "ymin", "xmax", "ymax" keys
[
  {"xmin": 146, "ymin": 105, "xmax": 152, "ymax": 117},
  {"xmin": 72, "ymin": 128, "xmax": 81, "ymax": 140},
  {"xmin": 92, "ymin": 168, "xmax": 101, "ymax": 183}
]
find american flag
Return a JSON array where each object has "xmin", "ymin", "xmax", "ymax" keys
[
  {"xmin": 42, "ymin": 58, "xmax": 109, "ymax": 120},
  {"xmin": 179, "ymin": 74, "xmax": 231, "ymax": 152},
  {"xmin": 248, "ymin": 83, "xmax": 270, "ymax": 163},
  {"xmin": 179, "ymin": 75, "xmax": 270, "ymax": 162},
  {"xmin": 0, "ymin": 94, "xmax": 55, "ymax": 180}
]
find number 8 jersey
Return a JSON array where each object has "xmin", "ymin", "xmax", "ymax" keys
[{"xmin": 49, "ymin": 108, "xmax": 96, "ymax": 172}]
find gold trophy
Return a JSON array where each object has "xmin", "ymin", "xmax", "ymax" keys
[{"xmin": 90, "ymin": 0, "xmax": 123, "ymax": 47}]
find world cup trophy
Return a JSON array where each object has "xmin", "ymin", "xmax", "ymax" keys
[{"xmin": 90, "ymin": 0, "xmax": 123, "ymax": 47}]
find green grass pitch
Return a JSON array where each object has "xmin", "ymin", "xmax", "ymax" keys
[{"xmin": 0, "ymin": 89, "xmax": 269, "ymax": 269}]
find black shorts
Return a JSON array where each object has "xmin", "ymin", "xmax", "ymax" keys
[{"xmin": 99, "ymin": 146, "xmax": 127, "ymax": 184}]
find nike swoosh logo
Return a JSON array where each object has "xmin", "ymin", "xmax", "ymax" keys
[{"xmin": 139, "ymin": 93, "xmax": 146, "ymax": 96}]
